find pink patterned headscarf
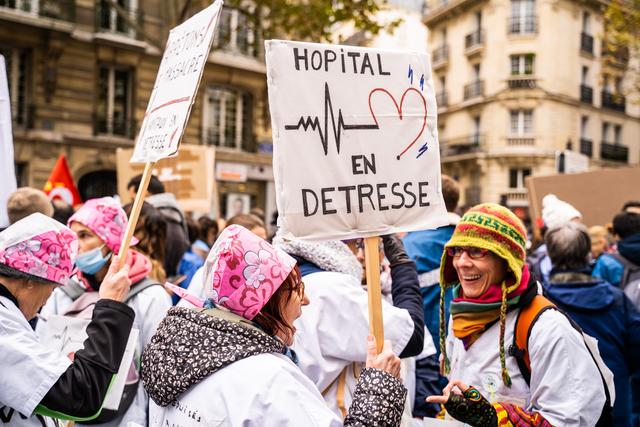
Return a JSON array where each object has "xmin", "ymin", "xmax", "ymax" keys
[
  {"xmin": 204, "ymin": 224, "xmax": 297, "ymax": 320},
  {"xmin": 68, "ymin": 197, "xmax": 137, "ymax": 254},
  {"xmin": 0, "ymin": 213, "xmax": 78, "ymax": 286}
]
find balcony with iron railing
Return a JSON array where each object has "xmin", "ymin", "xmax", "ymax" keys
[
  {"xmin": 507, "ymin": 135, "xmax": 535, "ymax": 145},
  {"xmin": 464, "ymin": 80, "xmax": 484, "ymax": 100},
  {"xmin": 580, "ymin": 138, "xmax": 593, "ymax": 158},
  {"xmin": 431, "ymin": 45, "xmax": 449, "ymax": 69},
  {"xmin": 580, "ymin": 32, "xmax": 594, "ymax": 55},
  {"xmin": 464, "ymin": 29, "xmax": 484, "ymax": 55},
  {"xmin": 601, "ymin": 91, "xmax": 626, "ymax": 113},
  {"xmin": 508, "ymin": 75, "xmax": 536, "ymax": 89},
  {"xmin": 580, "ymin": 84, "xmax": 593, "ymax": 104},
  {"xmin": 600, "ymin": 142, "xmax": 628, "ymax": 162},
  {"xmin": 440, "ymin": 133, "xmax": 484, "ymax": 157},
  {"xmin": 95, "ymin": 1, "xmax": 143, "ymax": 39},
  {"xmin": 508, "ymin": 15, "xmax": 537, "ymax": 34},
  {"xmin": 0, "ymin": 0, "xmax": 75, "ymax": 21},
  {"xmin": 436, "ymin": 91, "xmax": 448, "ymax": 108}
]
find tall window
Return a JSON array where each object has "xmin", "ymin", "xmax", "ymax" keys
[
  {"xmin": 582, "ymin": 11, "xmax": 590, "ymax": 33},
  {"xmin": 602, "ymin": 122, "xmax": 610, "ymax": 142},
  {"xmin": 203, "ymin": 86, "xmax": 254, "ymax": 150},
  {"xmin": 509, "ymin": 168, "xmax": 531, "ymax": 189},
  {"xmin": 96, "ymin": 66, "xmax": 133, "ymax": 137},
  {"xmin": 581, "ymin": 66, "xmax": 589, "ymax": 84},
  {"xmin": 472, "ymin": 63, "xmax": 480, "ymax": 80},
  {"xmin": 471, "ymin": 115, "xmax": 481, "ymax": 142},
  {"xmin": 510, "ymin": 54, "xmax": 534, "ymax": 75},
  {"xmin": 614, "ymin": 125, "xmax": 622, "ymax": 145},
  {"xmin": 580, "ymin": 116, "xmax": 588, "ymax": 138},
  {"xmin": 98, "ymin": 0, "xmax": 138, "ymax": 37},
  {"xmin": 510, "ymin": 0, "xmax": 536, "ymax": 33},
  {"xmin": 0, "ymin": 47, "xmax": 28, "ymax": 126},
  {"xmin": 213, "ymin": 7, "xmax": 258, "ymax": 57},
  {"xmin": 510, "ymin": 109, "xmax": 533, "ymax": 135}
]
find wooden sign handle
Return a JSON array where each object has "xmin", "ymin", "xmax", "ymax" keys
[
  {"xmin": 117, "ymin": 161, "xmax": 155, "ymax": 269},
  {"xmin": 364, "ymin": 236, "xmax": 384, "ymax": 354}
]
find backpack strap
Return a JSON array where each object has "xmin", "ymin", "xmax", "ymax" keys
[
  {"xmin": 124, "ymin": 278, "xmax": 163, "ymax": 303},
  {"xmin": 510, "ymin": 295, "xmax": 556, "ymax": 385},
  {"xmin": 609, "ymin": 252, "xmax": 638, "ymax": 290},
  {"xmin": 510, "ymin": 295, "xmax": 614, "ymax": 423},
  {"xmin": 59, "ymin": 278, "xmax": 88, "ymax": 301}
]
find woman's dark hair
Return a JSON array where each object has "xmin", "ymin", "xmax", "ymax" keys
[
  {"xmin": 0, "ymin": 263, "xmax": 59, "ymax": 286},
  {"xmin": 185, "ymin": 215, "xmax": 200, "ymax": 244},
  {"xmin": 253, "ymin": 266, "xmax": 302, "ymax": 340},
  {"xmin": 123, "ymin": 202, "xmax": 168, "ymax": 281},
  {"xmin": 197, "ymin": 216, "xmax": 218, "ymax": 242}
]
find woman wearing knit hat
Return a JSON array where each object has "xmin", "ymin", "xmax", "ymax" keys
[
  {"xmin": 426, "ymin": 203, "xmax": 607, "ymax": 426},
  {"xmin": 141, "ymin": 225, "xmax": 408, "ymax": 426},
  {"xmin": 38, "ymin": 197, "xmax": 172, "ymax": 427},
  {"xmin": 0, "ymin": 213, "xmax": 135, "ymax": 427}
]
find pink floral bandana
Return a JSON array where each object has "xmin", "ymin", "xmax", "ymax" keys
[
  {"xmin": 204, "ymin": 224, "xmax": 297, "ymax": 320},
  {"xmin": 68, "ymin": 197, "xmax": 137, "ymax": 254},
  {"xmin": 0, "ymin": 213, "xmax": 78, "ymax": 286}
]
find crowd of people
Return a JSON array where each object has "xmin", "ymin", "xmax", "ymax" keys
[{"xmin": 1, "ymin": 173, "xmax": 639, "ymax": 427}]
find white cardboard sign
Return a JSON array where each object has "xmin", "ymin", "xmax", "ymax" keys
[
  {"xmin": 131, "ymin": 1, "xmax": 223, "ymax": 163},
  {"xmin": 266, "ymin": 40, "xmax": 448, "ymax": 240}
]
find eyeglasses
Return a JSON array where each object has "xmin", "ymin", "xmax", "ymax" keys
[
  {"xmin": 294, "ymin": 281, "xmax": 305, "ymax": 299},
  {"xmin": 446, "ymin": 246, "xmax": 490, "ymax": 259}
]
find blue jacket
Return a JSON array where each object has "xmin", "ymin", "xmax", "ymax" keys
[
  {"xmin": 403, "ymin": 226, "xmax": 456, "ymax": 274},
  {"xmin": 545, "ymin": 272, "xmax": 640, "ymax": 427},
  {"xmin": 593, "ymin": 233, "xmax": 640, "ymax": 287}
]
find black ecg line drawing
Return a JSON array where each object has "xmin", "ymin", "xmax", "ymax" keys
[{"xmin": 284, "ymin": 82, "xmax": 379, "ymax": 155}]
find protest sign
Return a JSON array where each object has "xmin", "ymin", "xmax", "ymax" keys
[
  {"xmin": 120, "ymin": 1, "xmax": 221, "ymax": 260},
  {"xmin": 265, "ymin": 40, "xmax": 448, "ymax": 241},
  {"xmin": 266, "ymin": 40, "xmax": 447, "ymax": 351},
  {"xmin": 37, "ymin": 315, "xmax": 139, "ymax": 411},
  {"xmin": 116, "ymin": 144, "xmax": 216, "ymax": 213},
  {"xmin": 526, "ymin": 166, "xmax": 640, "ymax": 233},
  {"xmin": 131, "ymin": 1, "xmax": 222, "ymax": 163}
]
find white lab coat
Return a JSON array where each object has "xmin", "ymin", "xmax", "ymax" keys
[
  {"xmin": 0, "ymin": 295, "xmax": 71, "ymax": 427},
  {"xmin": 149, "ymin": 352, "xmax": 345, "ymax": 427},
  {"xmin": 292, "ymin": 270, "xmax": 420, "ymax": 418},
  {"xmin": 445, "ymin": 308, "xmax": 606, "ymax": 427},
  {"xmin": 39, "ymin": 284, "xmax": 171, "ymax": 427}
]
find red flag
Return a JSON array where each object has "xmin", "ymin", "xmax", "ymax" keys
[{"xmin": 43, "ymin": 154, "xmax": 82, "ymax": 206}]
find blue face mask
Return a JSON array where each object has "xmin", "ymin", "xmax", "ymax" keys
[{"xmin": 76, "ymin": 245, "xmax": 111, "ymax": 275}]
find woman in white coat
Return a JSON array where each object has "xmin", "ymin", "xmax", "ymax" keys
[
  {"xmin": 0, "ymin": 213, "xmax": 133, "ymax": 427},
  {"xmin": 141, "ymin": 225, "xmax": 408, "ymax": 426},
  {"xmin": 39, "ymin": 197, "xmax": 172, "ymax": 427},
  {"xmin": 425, "ymin": 203, "xmax": 608, "ymax": 426}
]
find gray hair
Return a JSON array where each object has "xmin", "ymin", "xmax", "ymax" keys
[
  {"xmin": 545, "ymin": 221, "xmax": 591, "ymax": 270},
  {"xmin": 0, "ymin": 263, "xmax": 59, "ymax": 287}
]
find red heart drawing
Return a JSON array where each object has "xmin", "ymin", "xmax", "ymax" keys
[{"xmin": 367, "ymin": 87, "xmax": 427, "ymax": 160}]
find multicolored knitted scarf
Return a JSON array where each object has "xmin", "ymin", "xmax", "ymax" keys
[
  {"xmin": 451, "ymin": 266, "xmax": 531, "ymax": 350},
  {"xmin": 438, "ymin": 203, "xmax": 529, "ymax": 387}
]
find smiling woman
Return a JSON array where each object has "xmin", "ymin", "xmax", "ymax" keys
[{"xmin": 427, "ymin": 203, "xmax": 608, "ymax": 427}]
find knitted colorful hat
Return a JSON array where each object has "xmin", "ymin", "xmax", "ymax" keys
[
  {"xmin": 68, "ymin": 197, "xmax": 138, "ymax": 254},
  {"xmin": 203, "ymin": 224, "xmax": 297, "ymax": 320},
  {"xmin": 0, "ymin": 213, "xmax": 78, "ymax": 286},
  {"xmin": 439, "ymin": 203, "xmax": 527, "ymax": 387}
]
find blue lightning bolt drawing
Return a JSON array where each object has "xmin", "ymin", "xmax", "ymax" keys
[
  {"xmin": 408, "ymin": 65, "xmax": 414, "ymax": 84},
  {"xmin": 420, "ymin": 74, "xmax": 425, "ymax": 91},
  {"xmin": 416, "ymin": 142, "xmax": 428, "ymax": 159}
]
